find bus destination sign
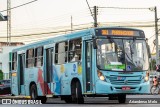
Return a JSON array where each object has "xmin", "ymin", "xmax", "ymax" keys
[{"xmin": 95, "ymin": 28, "xmax": 144, "ymax": 37}]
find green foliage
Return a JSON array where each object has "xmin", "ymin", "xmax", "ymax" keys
[
  {"xmin": 0, "ymin": 70, "xmax": 3, "ymax": 80},
  {"xmin": 150, "ymin": 59, "xmax": 156, "ymax": 70}
]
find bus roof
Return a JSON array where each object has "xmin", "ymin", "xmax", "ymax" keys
[{"xmin": 12, "ymin": 28, "xmax": 93, "ymax": 52}]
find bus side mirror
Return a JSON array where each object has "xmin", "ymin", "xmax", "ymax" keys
[
  {"xmin": 146, "ymin": 38, "xmax": 151, "ymax": 58},
  {"xmin": 146, "ymin": 44, "xmax": 151, "ymax": 58},
  {"xmin": 93, "ymin": 37, "xmax": 97, "ymax": 49}
]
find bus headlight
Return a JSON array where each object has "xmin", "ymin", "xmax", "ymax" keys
[
  {"xmin": 97, "ymin": 70, "xmax": 105, "ymax": 81},
  {"xmin": 144, "ymin": 72, "xmax": 149, "ymax": 82},
  {"xmin": 99, "ymin": 75, "xmax": 105, "ymax": 81},
  {"xmin": 144, "ymin": 76, "xmax": 149, "ymax": 82}
]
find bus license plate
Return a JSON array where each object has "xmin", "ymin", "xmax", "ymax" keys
[{"xmin": 122, "ymin": 86, "xmax": 130, "ymax": 90}]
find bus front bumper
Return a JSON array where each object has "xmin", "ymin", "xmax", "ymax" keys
[{"xmin": 95, "ymin": 80, "xmax": 150, "ymax": 94}]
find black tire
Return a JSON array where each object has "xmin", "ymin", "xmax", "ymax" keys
[
  {"xmin": 38, "ymin": 96, "xmax": 47, "ymax": 104},
  {"xmin": 108, "ymin": 94, "xmax": 117, "ymax": 100},
  {"xmin": 118, "ymin": 94, "xmax": 126, "ymax": 103},
  {"xmin": 30, "ymin": 84, "xmax": 38, "ymax": 100},
  {"xmin": 30, "ymin": 84, "xmax": 47, "ymax": 104},
  {"xmin": 71, "ymin": 82, "xmax": 76, "ymax": 103},
  {"xmin": 150, "ymin": 85, "xmax": 160, "ymax": 95},
  {"xmin": 71, "ymin": 81, "xmax": 84, "ymax": 104},
  {"xmin": 64, "ymin": 96, "xmax": 72, "ymax": 103},
  {"xmin": 75, "ymin": 81, "xmax": 84, "ymax": 104}
]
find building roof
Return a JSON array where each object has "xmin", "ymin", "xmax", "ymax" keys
[
  {"xmin": 0, "ymin": 42, "xmax": 24, "ymax": 44},
  {"xmin": 0, "ymin": 42, "xmax": 24, "ymax": 47}
]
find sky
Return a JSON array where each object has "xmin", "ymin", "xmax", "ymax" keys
[{"xmin": 0, "ymin": 0, "xmax": 160, "ymax": 52}]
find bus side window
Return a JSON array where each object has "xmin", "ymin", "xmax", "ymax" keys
[
  {"xmin": 12, "ymin": 52, "xmax": 17, "ymax": 70},
  {"xmin": 26, "ymin": 49, "xmax": 34, "ymax": 68},
  {"xmin": 55, "ymin": 41, "xmax": 68, "ymax": 64},
  {"xmin": 55, "ymin": 44, "xmax": 58, "ymax": 64},
  {"xmin": 35, "ymin": 47, "xmax": 43, "ymax": 67},
  {"xmin": 68, "ymin": 38, "xmax": 82, "ymax": 62}
]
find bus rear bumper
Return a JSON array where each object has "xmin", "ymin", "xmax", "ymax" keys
[{"xmin": 95, "ymin": 80, "xmax": 150, "ymax": 94}]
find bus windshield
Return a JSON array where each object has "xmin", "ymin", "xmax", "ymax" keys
[{"xmin": 97, "ymin": 38, "xmax": 149, "ymax": 71}]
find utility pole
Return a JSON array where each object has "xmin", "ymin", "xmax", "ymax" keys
[
  {"xmin": 154, "ymin": 6, "xmax": 159, "ymax": 65},
  {"xmin": 7, "ymin": 0, "xmax": 11, "ymax": 46},
  {"xmin": 93, "ymin": 6, "xmax": 98, "ymax": 27},
  {"xmin": 71, "ymin": 16, "xmax": 73, "ymax": 33}
]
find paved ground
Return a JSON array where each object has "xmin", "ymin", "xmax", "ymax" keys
[{"xmin": 0, "ymin": 95, "xmax": 160, "ymax": 107}]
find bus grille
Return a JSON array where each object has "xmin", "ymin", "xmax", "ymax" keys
[{"xmin": 108, "ymin": 75, "xmax": 142, "ymax": 85}]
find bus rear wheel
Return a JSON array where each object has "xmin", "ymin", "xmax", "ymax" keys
[
  {"xmin": 38, "ymin": 96, "xmax": 47, "ymax": 104},
  {"xmin": 71, "ymin": 81, "xmax": 84, "ymax": 104},
  {"xmin": 118, "ymin": 94, "xmax": 126, "ymax": 103},
  {"xmin": 30, "ymin": 84, "xmax": 38, "ymax": 100},
  {"xmin": 30, "ymin": 84, "xmax": 47, "ymax": 103}
]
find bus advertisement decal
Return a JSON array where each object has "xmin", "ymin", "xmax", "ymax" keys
[{"xmin": 37, "ymin": 69, "xmax": 52, "ymax": 95}]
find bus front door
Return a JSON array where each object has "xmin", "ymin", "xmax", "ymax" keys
[
  {"xmin": 45, "ymin": 48, "xmax": 54, "ymax": 94},
  {"xmin": 18, "ymin": 53, "xmax": 25, "ymax": 95},
  {"xmin": 84, "ymin": 41, "xmax": 93, "ymax": 93}
]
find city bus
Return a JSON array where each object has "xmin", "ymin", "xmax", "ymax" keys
[{"xmin": 10, "ymin": 27, "xmax": 150, "ymax": 104}]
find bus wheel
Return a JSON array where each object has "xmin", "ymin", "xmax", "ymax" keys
[
  {"xmin": 108, "ymin": 94, "xmax": 117, "ymax": 100},
  {"xmin": 30, "ymin": 84, "xmax": 38, "ymax": 100},
  {"xmin": 71, "ymin": 81, "xmax": 84, "ymax": 104},
  {"xmin": 75, "ymin": 81, "xmax": 84, "ymax": 104},
  {"xmin": 38, "ymin": 96, "xmax": 47, "ymax": 104},
  {"xmin": 64, "ymin": 96, "xmax": 72, "ymax": 103},
  {"xmin": 118, "ymin": 94, "xmax": 126, "ymax": 103}
]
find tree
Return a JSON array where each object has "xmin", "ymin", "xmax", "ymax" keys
[
  {"xmin": 150, "ymin": 59, "xmax": 156, "ymax": 71},
  {"xmin": 0, "ymin": 70, "xmax": 3, "ymax": 80}
]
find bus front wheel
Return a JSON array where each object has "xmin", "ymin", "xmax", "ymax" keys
[
  {"xmin": 118, "ymin": 94, "xmax": 126, "ymax": 103},
  {"xmin": 71, "ymin": 81, "xmax": 84, "ymax": 104}
]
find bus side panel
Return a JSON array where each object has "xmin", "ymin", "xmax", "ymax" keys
[
  {"xmin": 11, "ymin": 71, "xmax": 19, "ymax": 95},
  {"xmin": 54, "ymin": 62, "xmax": 83, "ymax": 95},
  {"xmin": 52, "ymin": 64, "xmax": 64, "ymax": 95},
  {"xmin": 37, "ymin": 67, "xmax": 45, "ymax": 96},
  {"xmin": 24, "ymin": 67, "xmax": 44, "ymax": 96}
]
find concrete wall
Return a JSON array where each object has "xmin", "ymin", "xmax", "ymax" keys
[{"xmin": 0, "ymin": 46, "xmax": 16, "ymax": 79}]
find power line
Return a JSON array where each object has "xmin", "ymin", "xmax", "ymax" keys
[
  {"xmin": 0, "ymin": 27, "xmax": 91, "ymax": 39},
  {"xmin": 85, "ymin": 0, "xmax": 94, "ymax": 20},
  {"xmin": 0, "ymin": 0, "xmax": 38, "ymax": 12},
  {"xmin": 148, "ymin": 34, "xmax": 155, "ymax": 40},
  {"xmin": 98, "ymin": 6, "xmax": 150, "ymax": 10},
  {"xmin": 0, "ymin": 25, "xmax": 156, "ymax": 39},
  {"xmin": 0, "ymin": 20, "xmax": 159, "ymax": 40}
]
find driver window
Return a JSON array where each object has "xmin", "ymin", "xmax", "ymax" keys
[
  {"xmin": 98, "ymin": 41, "xmax": 118, "ymax": 64},
  {"xmin": 101, "ymin": 43, "xmax": 115, "ymax": 53}
]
